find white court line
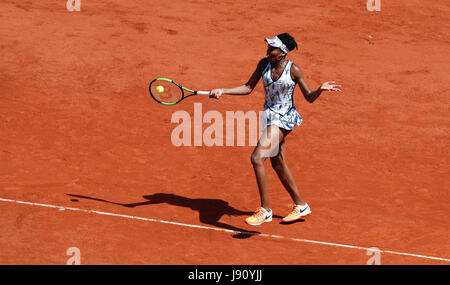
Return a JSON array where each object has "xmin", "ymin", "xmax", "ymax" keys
[{"xmin": 1, "ymin": 197, "xmax": 449, "ymax": 263}]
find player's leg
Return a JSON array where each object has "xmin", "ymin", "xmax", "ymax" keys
[
  {"xmin": 251, "ymin": 125, "xmax": 284, "ymax": 209},
  {"xmin": 270, "ymin": 136, "xmax": 306, "ymax": 206},
  {"xmin": 270, "ymin": 130, "xmax": 311, "ymax": 222},
  {"xmin": 246, "ymin": 125, "xmax": 284, "ymax": 225}
]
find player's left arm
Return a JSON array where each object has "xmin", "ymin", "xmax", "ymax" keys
[{"xmin": 291, "ymin": 63, "xmax": 341, "ymax": 103}]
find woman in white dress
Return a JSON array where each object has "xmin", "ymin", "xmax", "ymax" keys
[{"xmin": 210, "ymin": 33, "xmax": 341, "ymax": 226}]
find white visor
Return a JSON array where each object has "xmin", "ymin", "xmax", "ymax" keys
[{"xmin": 265, "ymin": 36, "xmax": 289, "ymax": 54}]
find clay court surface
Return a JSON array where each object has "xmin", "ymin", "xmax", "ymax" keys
[{"xmin": 1, "ymin": 0, "xmax": 449, "ymax": 265}]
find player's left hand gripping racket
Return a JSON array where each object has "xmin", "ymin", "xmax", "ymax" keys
[{"xmin": 149, "ymin": 78, "xmax": 211, "ymax": 105}]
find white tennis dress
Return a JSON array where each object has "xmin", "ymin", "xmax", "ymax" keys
[{"xmin": 261, "ymin": 60, "xmax": 302, "ymax": 131}]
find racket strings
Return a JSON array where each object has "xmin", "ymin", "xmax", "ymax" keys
[{"xmin": 150, "ymin": 80, "xmax": 183, "ymax": 104}]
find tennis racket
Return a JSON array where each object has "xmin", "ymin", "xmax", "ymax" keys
[{"xmin": 149, "ymin": 78, "xmax": 211, "ymax": 105}]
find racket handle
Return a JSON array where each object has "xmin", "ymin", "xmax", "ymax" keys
[{"xmin": 196, "ymin": 91, "xmax": 211, "ymax": 96}]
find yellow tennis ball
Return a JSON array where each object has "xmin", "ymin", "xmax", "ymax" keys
[{"xmin": 156, "ymin": 85, "xmax": 164, "ymax": 94}]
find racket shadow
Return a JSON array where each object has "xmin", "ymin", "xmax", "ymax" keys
[{"xmin": 66, "ymin": 193, "xmax": 266, "ymax": 239}]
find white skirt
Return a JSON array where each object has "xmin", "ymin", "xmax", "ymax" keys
[{"xmin": 261, "ymin": 104, "xmax": 302, "ymax": 131}]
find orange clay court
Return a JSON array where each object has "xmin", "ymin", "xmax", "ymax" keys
[{"xmin": 0, "ymin": 0, "xmax": 449, "ymax": 265}]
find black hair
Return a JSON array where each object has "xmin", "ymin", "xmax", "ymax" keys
[{"xmin": 277, "ymin": 33, "xmax": 298, "ymax": 51}]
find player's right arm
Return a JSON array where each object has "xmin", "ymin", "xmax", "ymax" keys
[{"xmin": 210, "ymin": 58, "xmax": 267, "ymax": 99}]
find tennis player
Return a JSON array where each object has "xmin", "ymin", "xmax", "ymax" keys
[{"xmin": 210, "ymin": 33, "xmax": 341, "ymax": 225}]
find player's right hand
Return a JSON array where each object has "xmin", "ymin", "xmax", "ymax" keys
[{"xmin": 209, "ymin": 89, "xmax": 223, "ymax": 99}]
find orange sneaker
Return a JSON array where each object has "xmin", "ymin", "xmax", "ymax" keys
[
  {"xmin": 245, "ymin": 207, "xmax": 272, "ymax": 226},
  {"xmin": 282, "ymin": 203, "xmax": 311, "ymax": 223}
]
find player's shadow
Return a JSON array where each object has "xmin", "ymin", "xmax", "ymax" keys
[{"xmin": 66, "ymin": 193, "xmax": 271, "ymax": 239}]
